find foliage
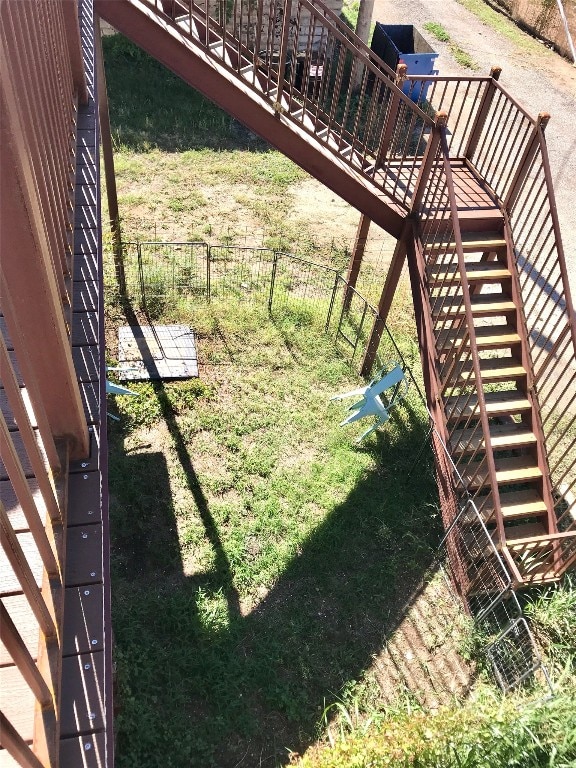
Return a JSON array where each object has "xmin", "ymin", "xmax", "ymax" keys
[
  {"xmin": 423, "ymin": 21, "xmax": 479, "ymax": 70},
  {"xmin": 108, "ymin": 302, "xmax": 440, "ymax": 767},
  {"xmin": 299, "ymin": 686, "xmax": 576, "ymax": 767},
  {"xmin": 299, "ymin": 574, "xmax": 576, "ymax": 768}
]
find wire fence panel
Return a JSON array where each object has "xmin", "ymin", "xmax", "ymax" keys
[
  {"xmin": 123, "ymin": 241, "xmax": 209, "ymax": 314},
  {"xmin": 269, "ymin": 252, "xmax": 340, "ymax": 328},
  {"xmin": 330, "ymin": 280, "xmax": 378, "ymax": 364},
  {"xmin": 208, "ymin": 246, "xmax": 275, "ymax": 302}
]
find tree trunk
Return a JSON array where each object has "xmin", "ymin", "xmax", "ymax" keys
[{"xmin": 352, "ymin": 0, "xmax": 375, "ymax": 90}]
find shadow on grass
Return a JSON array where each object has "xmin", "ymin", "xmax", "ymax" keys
[
  {"xmin": 109, "ymin": 309, "xmax": 442, "ymax": 768},
  {"xmin": 103, "ymin": 35, "xmax": 268, "ymax": 153}
]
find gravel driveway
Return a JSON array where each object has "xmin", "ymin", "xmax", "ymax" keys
[{"xmin": 373, "ymin": 0, "xmax": 576, "ymax": 294}]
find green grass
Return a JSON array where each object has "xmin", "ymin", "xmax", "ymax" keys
[
  {"xmin": 103, "ymin": 35, "xmax": 320, "ymax": 248},
  {"xmin": 423, "ymin": 22, "xmax": 451, "ymax": 44},
  {"xmin": 456, "ymin": 0, "xmax": 547, "ymax": 54},
  {"xmin": 423, "ymin": 21, "xmax": 480, "ymax": 71},
  {"xmin": 298, "ymin": 575, "xmax": 576, "ymax": 768},
  {"xmin": 108, "ymin": 302, "xmax": 440, "ymax": 767}
]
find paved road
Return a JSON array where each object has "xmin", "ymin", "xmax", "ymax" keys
[{"xmin": 372, "ymin": 0, "xmax": 576, "ymax": 294}]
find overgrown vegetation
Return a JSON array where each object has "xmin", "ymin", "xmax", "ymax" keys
[
  {"xmin": 299, "ymin": 576, "xmax": 576, "ymax": 767},
  {"xmin": 456, "ymin": 0, "xmax": 550, "ymax": 53}
]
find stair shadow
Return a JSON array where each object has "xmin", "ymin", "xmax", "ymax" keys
[{"xmin": 108, "ymin": 361, "xmax": 446, "ymax": 767}]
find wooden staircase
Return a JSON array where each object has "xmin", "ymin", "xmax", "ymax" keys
[
  {"xmin": 415, "ymin": 162, "xmax": 576, "ymax": 585},
  {"xmin": 94, "ymin": 0, "xmax": 576, "ymax": 587}
]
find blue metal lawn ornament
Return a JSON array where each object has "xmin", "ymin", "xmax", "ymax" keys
[
  {"xmin": 331, "ymin": 363, "xmax": 407, "ymax": 443},
  {"xmin": 106, "ymin": 366, "xmax": 138, "ymax": 421}
]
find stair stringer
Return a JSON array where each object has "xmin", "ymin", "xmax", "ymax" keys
[{"xmin": 94, "ymin": 0, "xmax": 406, "ymax": 238}]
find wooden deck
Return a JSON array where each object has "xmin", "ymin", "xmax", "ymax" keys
[{"xmin": 0, "ymin": 0, "xmax": 111, "ymax": 765}]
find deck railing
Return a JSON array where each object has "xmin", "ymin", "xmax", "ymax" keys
[
  {"xmin": 141, "ymin": 0, "xmax": 437, "ymax": 208},
  {"xmin": 0, "ymin": 2, "xmax": 89, "ymax": 765}
]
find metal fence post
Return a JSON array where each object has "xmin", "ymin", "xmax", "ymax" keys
[
  {"xmin": 268, "ymin": 251, "xmax": 279, "ymax": 313},
  {"xmin": 325, "ymin": 273, "xmax": 340, "ymax": 332},
  {"xmin": 207, "ymin": 244, "xmax": 211, "ymax": 302}
]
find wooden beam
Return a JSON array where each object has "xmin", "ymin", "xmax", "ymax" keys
[
  {"xmin": 94, "ymin": 13, "xmax": 125, "ymax": 295},
  {"xmin": 60, "ymin": 0, "xmax": 88, "ymax": 104},
  {"xmin": 360, "ymin": 222, "xmax": 409, "ymax": 376},
  {"xmin": 0, "ymin": 712, "xmax": 45, "ymax": 768},
  {"xmin": 344, "ymin": 214, "xmax": 371, "ymax": 308}
]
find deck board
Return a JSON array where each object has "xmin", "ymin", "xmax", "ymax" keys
[
  {"xmin": 60, "ymin": 652, "xmax": 106, "ymax": 737},
  {"xmin": 63, "ymin": 585, "xmax": 105, "ymax": 657},
  {"xmin": 60, "ymin": 732, "xmax": 107, "ymax": 768}
]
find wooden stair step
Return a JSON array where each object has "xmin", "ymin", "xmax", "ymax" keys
[
  {"xmin": 449, "ymin": 423, "xmax": 537, "ymax": 454},
  {"xmin": 503, "ymin": 522, "xmax": 547, "ymax": 542},
  {"xmin": 437, "ymin": 323, "xmax": 521, "ymax": 351},
  {"xmin": 479, "ymin": 488, "xmax": 548, "ymax": 521},
  {"xmin": 454, "ymin": 356, "xmax": 526, "ymax": 383},
  {"xmin": 432, "ymin": 292, "xmax": 516, "ymax": 317},
  {"xmin": 445, "ymin": 389, "xmax": 532, "ymax": 420},
  {"xmin": 460, "ymin": 455, "xmax": 542, "ymax": 489},
  {"xmin": 426, "ymin": 231, "xmax": 506, "ymax": 252},
  {"xmin": 428, "ymin": 261, "xmax": 511, "ymax": 285}
]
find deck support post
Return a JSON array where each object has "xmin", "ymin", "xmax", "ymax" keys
[
  {"xmin": 95, "ymin": 15, "xmax": 125, "ymax": 295},
  {"xmin": 463, "ymin": 66, "xmax": 502, "ymax": 161},
  {"xmin": 360, "ymin": 221, "xmax": 410, "ymax": 377},
  {"xmin": 344, "ymin": 214, "xmax": 371, "ymax": 309},
  {"xmin": 61, "ymin": 0, "xmax": 89, "ymax": 104},
  {"xmin": 504, "ymin": 113, "xmax": 550, "ymax": 211}
]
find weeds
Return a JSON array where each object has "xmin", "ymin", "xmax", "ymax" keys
[{"xmin": 424, "ymin": 21, "xmax": 480, "ymax": 71}]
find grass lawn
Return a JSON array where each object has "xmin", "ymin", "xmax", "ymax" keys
[
  {"xmin": 102, "ymin": 31, "xmax": 576, "ymax": 768},
  {"xmin": 108, "ymin": 301, "xmax": 442, "ymax": 767}
]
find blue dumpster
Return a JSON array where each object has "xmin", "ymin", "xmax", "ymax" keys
[{"xmin": 371, "ymin": 24, "xmax": 438, "ymax": 102}]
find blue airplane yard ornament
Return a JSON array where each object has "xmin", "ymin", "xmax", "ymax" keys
[
  {"xmin": 106, "ymin": 366, "xmax": 138, "ymax": 421},
  {"xmin": 331, "ymin": 363, "xmax": 407, "ymax": 443}
]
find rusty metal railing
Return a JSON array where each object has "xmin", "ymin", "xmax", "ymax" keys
[{"xmin": 0, "ymin": 2, "xmax": 89, "ymax": 765}]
